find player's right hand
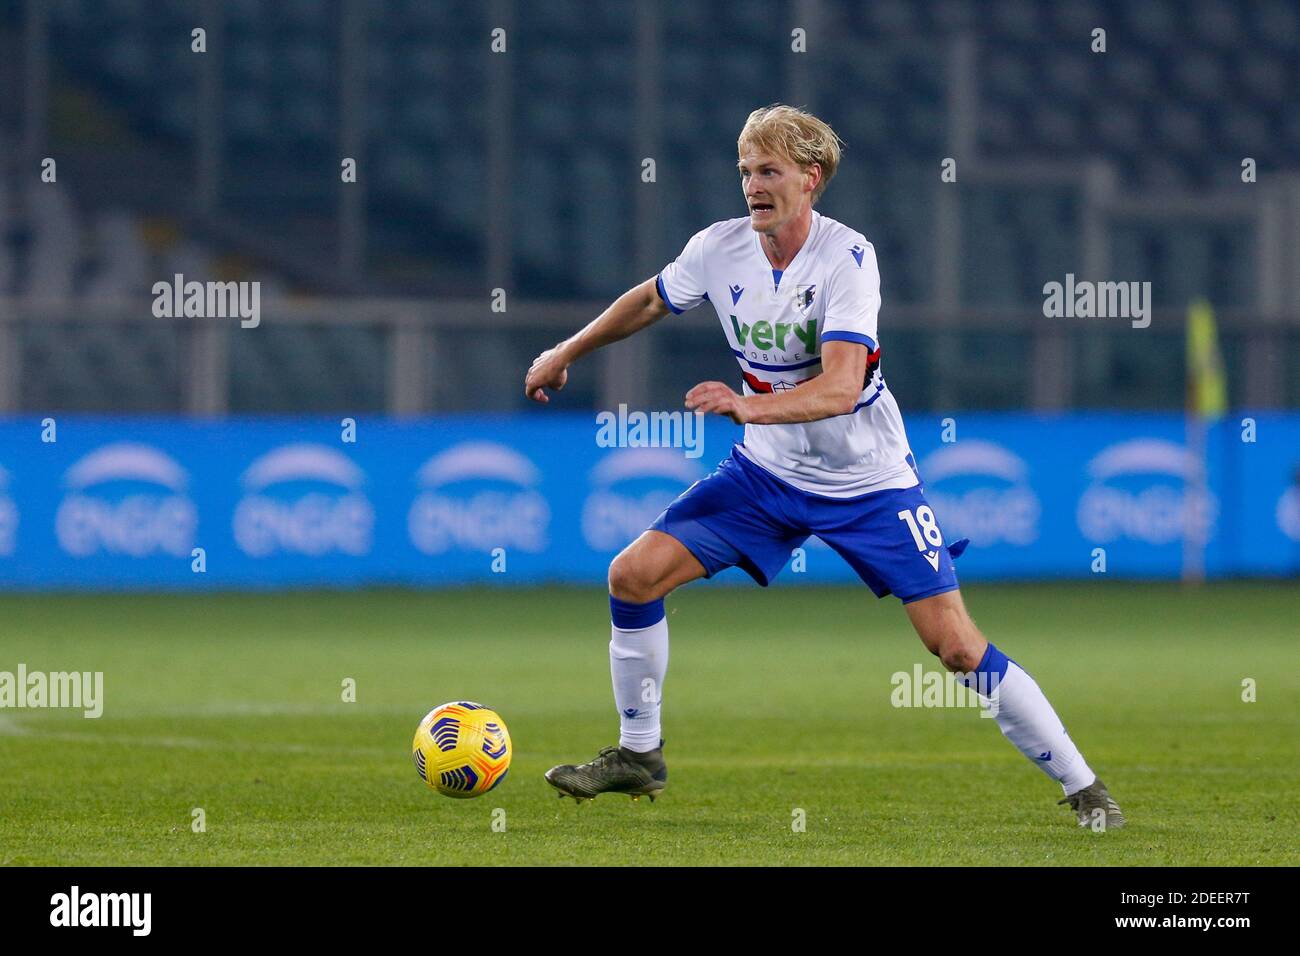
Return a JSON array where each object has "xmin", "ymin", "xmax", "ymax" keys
[{"xmin": 524, "ymin": 346, "xmax": 569, "ymax": 403}]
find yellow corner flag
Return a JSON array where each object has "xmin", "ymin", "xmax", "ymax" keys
[{"xmin": 1186, "ymin": 299, "xmax": 1227, "ymax": 420}]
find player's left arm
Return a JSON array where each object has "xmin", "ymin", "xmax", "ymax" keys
[{"xmin": 685, "ymin": 340, "xmax": 868, "ymax": 425}]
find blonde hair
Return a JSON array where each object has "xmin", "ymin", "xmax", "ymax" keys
[{"xmin": 737, "ymin": 104, "xmax": 844, "ymax": 203}]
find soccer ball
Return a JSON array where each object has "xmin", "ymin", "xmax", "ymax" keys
[{"xmin": 412, "ymin": 701, "xmax": 511, "ymax": 798}]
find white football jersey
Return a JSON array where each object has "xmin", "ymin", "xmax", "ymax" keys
[{"xmin": 657, "ymin": 210, "xmax": 918, "ymax": 497}]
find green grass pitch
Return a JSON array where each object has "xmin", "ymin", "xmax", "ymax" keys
[{"xmin": 1, "ymin": 582, "xmax": 1296, "ymax": 866}]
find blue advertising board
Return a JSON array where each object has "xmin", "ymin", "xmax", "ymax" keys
[{"xmin": 0, "ymin": 413, "xmax": 1296, "ymax": 589}]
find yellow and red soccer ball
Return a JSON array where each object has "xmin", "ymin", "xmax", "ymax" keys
[{"xmin": 412, "ymin": 701, "xmax": 511, "ymax": 798}]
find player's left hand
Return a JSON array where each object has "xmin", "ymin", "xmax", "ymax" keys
[{"xmin": 685, "ymin": 381, "xmax": 751, "ymax": 425}]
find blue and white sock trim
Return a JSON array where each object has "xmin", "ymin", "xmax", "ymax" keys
[
  {"xmin": 610, "ymin": 595, "xmax": 666, "ymax": 630},
  {"xmin": 960, "ymin": 641, "xmax": 1011, "ymax": 694}
]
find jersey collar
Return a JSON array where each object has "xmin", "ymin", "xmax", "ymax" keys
[{"xmin": 752, "ymin": 211, "xmax": 822, "ymax": 293}]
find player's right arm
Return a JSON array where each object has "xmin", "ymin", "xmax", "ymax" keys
[{"xmin": 524, "ymin": 276, "xmax": 670, "ymax": 403}]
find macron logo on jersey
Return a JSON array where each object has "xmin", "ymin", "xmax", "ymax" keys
[
  {"xmin": 729, "ymin": 283, "xmax": 745, "ymax": 305},
  {"xmin": 849, "ymin": 244, "xmax": 865, "ymax": 267}
]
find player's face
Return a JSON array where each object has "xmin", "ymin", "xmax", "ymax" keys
[{"xmin": 738, "ymin": 149, "xmax": 815, "ymax": 233}]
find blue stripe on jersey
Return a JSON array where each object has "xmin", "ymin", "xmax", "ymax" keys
[
  {"xmin": 731, "ymin": 349, "xmax": 822, "ymax": 372},
  {"xmin": 821, "ymin": 330, "xmax": 877, "ymax": 350},
  {"xmin": 772, "ymin": 268, "xmax": 783, "ymax": 290},
  {"xmin": 655, "ymin": 274, "xmax": 685, "ymax": 314},
  {"xmin": 845, "ymin": 382, "xmax": 886, "ymax": 415}
]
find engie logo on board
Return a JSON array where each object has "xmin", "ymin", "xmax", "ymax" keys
[
  {"xmin": 1278, "ymin": 485, "xmax": 1300, "ymax": 542},
  {"xmin": 582, "ymin": 448, "xmax": 704, "ymax": 551},
  {"xmin": 234, "ymin": 444, "xmax": 374, "ymax": 557},
  {"xmin": 408, "ymin": 442, "xmax": 549, "ymax": 555},
  {"xmin": 55, "ymin": 443, "xmax": 197, "ymax": 557},
  {"xmin": 918, "ymin": 441, "xmax": 1040, "ymax": 547},
  {"xmin": 1077, "ymin": 439, "xmax": 1217, "ymax": 544},
  {"xmin": 0, "ymin": 464, "xmax": 17, "ymax": 556}
]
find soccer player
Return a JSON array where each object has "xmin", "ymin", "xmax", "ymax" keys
[{"xmin": 524, "ymin": 105, "xmax": 1124, "ymax": 830}]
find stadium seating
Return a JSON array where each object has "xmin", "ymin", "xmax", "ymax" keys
[
  {"xmin": 2, "ymin": 0, "xmax": 1293, "ymax": 410},
  {"xmin": 31, "ymin": 0, "xmax": 1292, "ymax": 304}
]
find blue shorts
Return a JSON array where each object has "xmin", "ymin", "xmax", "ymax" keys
[{"xmin": 650, "ymin": 446, "xmax": 969, "ymax": 603}]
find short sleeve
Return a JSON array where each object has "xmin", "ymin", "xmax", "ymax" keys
[
  {"xmin": 820, "ymin": 239, "xmax": 880, "ymax": 351},
  {"xmin": 656, "ymin": 227, "xmax": 709, "ymax": 314}
]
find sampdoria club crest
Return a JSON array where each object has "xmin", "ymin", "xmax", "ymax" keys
[{"xmin": 793, "ymin": 284, "xmax": 816, "ymax": 312}]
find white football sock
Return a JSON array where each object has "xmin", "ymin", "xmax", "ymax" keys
[
  {"xmin": 985, "ymin": 660, "xmax": 1096, "ymax": 795},
  {"xmin": 609, "ymin": 598, "xmax": 668, "ymax": 753}
]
